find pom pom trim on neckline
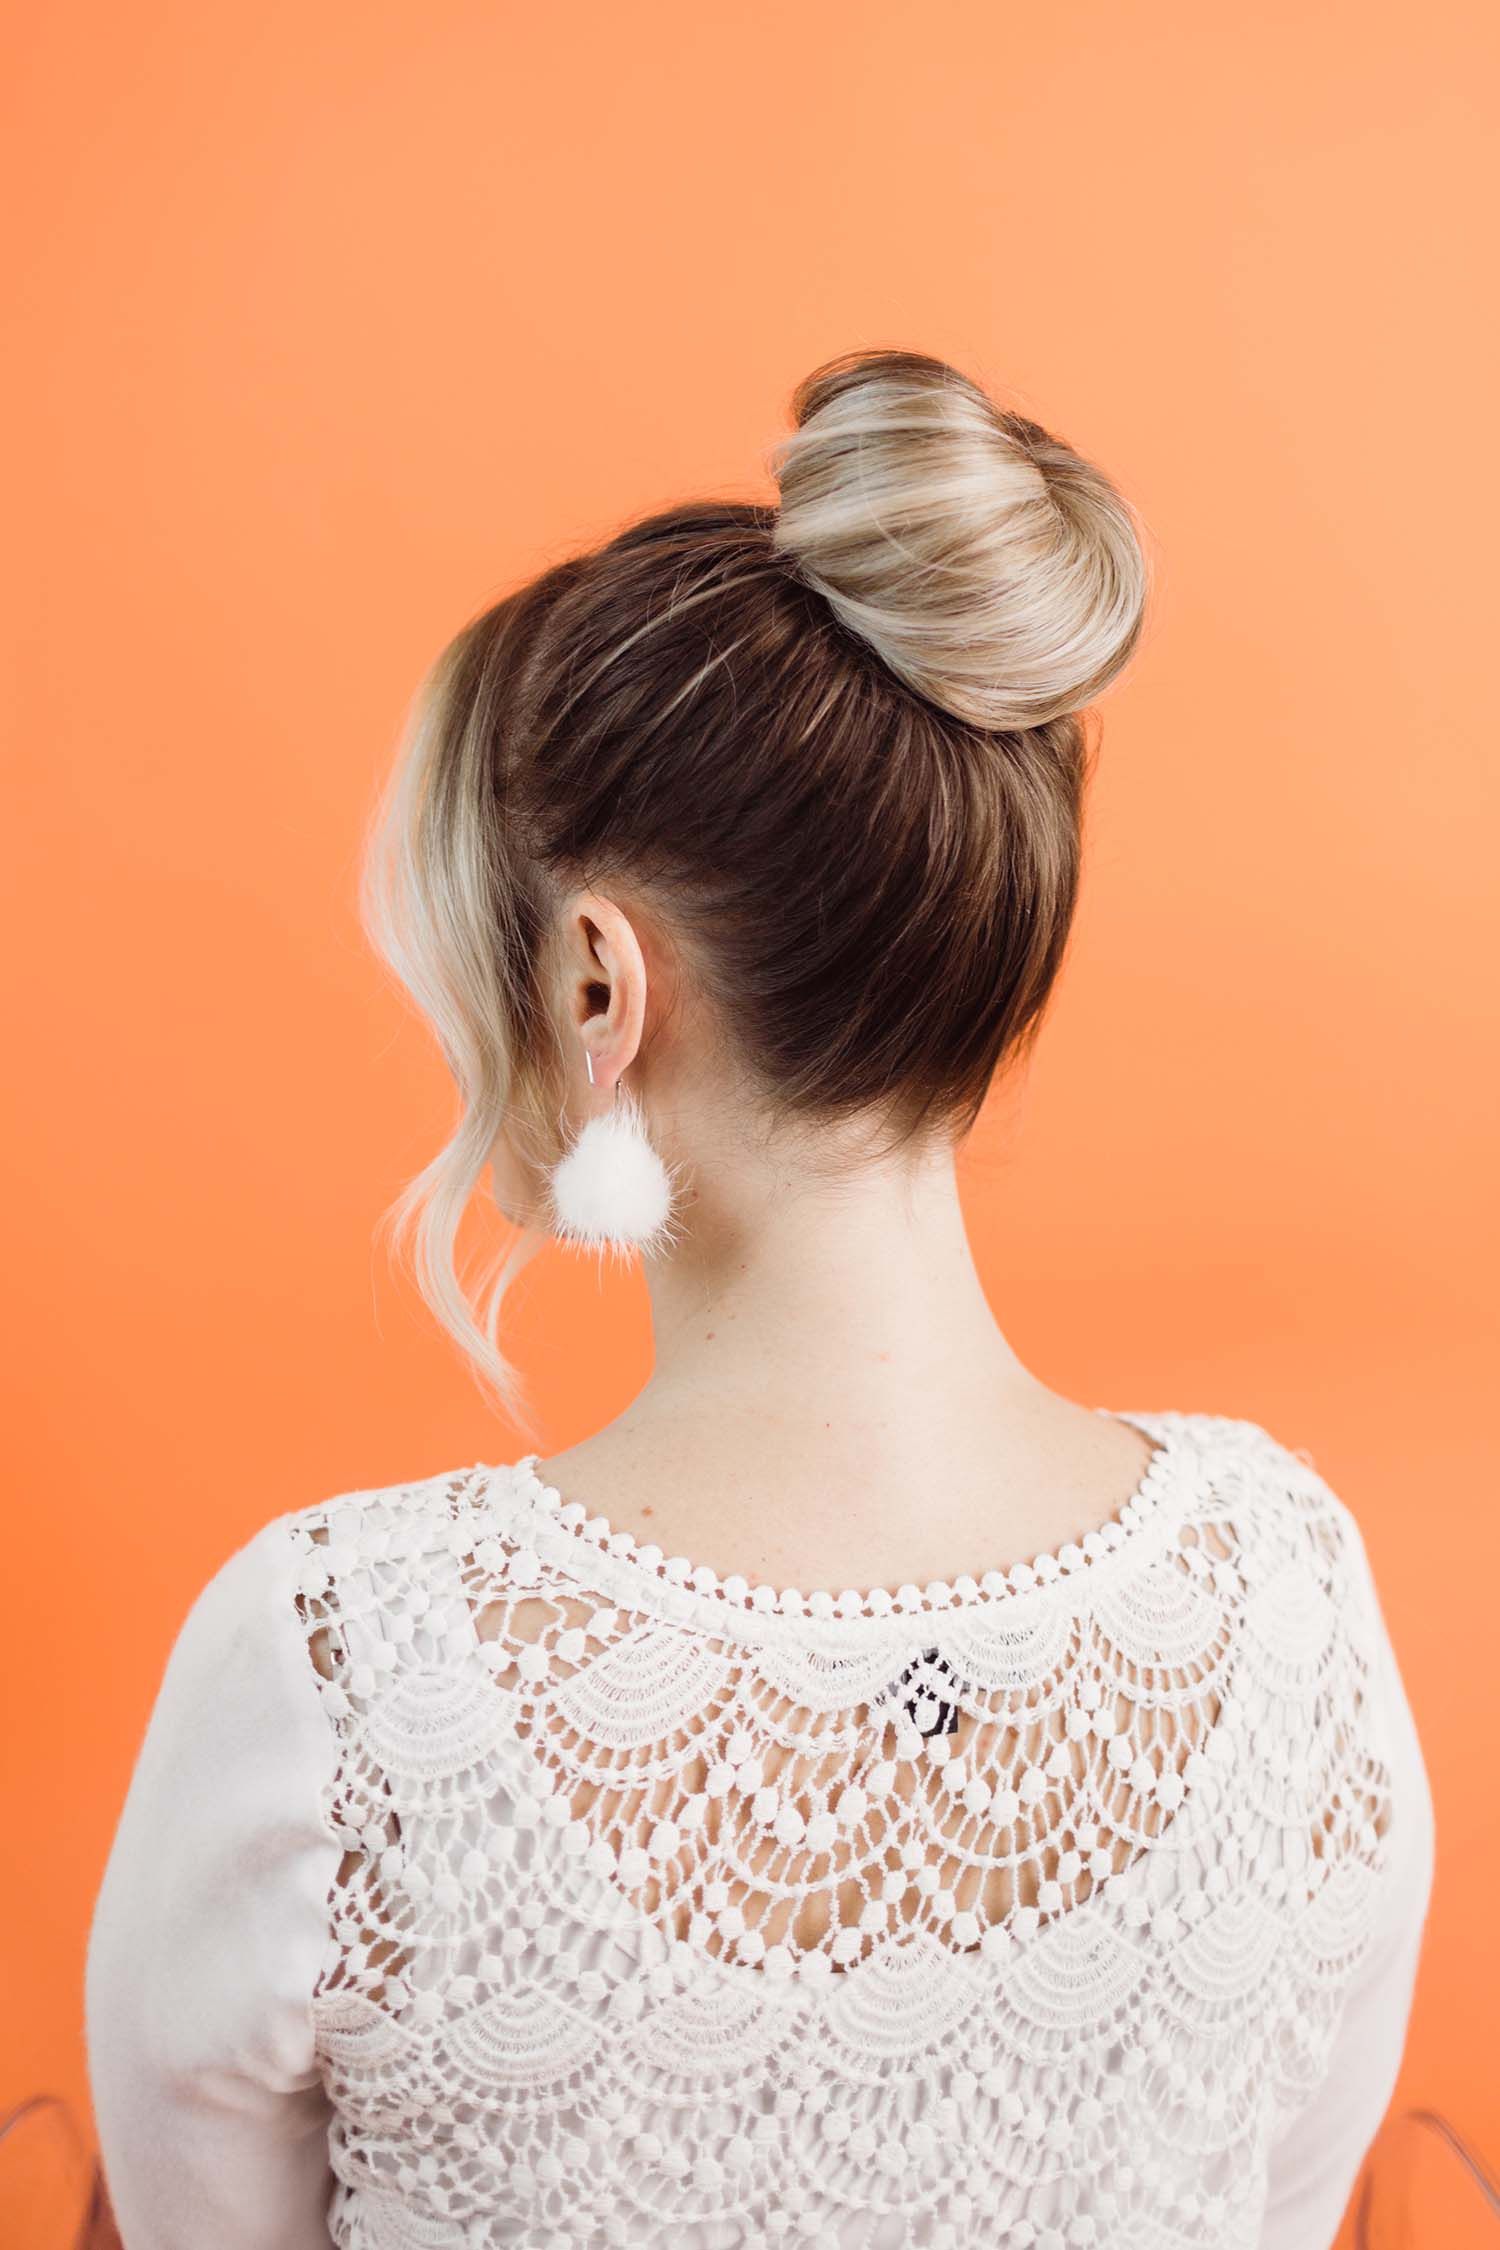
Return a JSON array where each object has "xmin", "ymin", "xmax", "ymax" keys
[{"xmin": 478, "ymin": 1410, "xmax": 1184, "ymax": 1625}]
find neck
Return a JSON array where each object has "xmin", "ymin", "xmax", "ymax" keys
[{"xmin": 635, "ymin": 1134, "xmax": 1042, "ymax": 1435}]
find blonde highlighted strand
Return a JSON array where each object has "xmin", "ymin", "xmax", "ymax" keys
[{"xmin": 359, "ymin": 630, "xmax": 557, "ymax": 1438}]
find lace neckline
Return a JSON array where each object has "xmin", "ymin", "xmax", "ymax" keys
[{"xmin": 480, "ymin": 1408, "xmax": 1185, "ymax": 1625}]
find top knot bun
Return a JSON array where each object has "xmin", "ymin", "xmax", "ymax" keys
[{"xmin": 769, "ymin": 349, "xmax": 1149, "ymax": 731}]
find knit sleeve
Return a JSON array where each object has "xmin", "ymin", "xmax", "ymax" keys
[
  {"xmin": 85, "ymin": 1514, "xmax": 343, "ymax": 2250},
  {"xmin": 1258, "ymin": 1509, "xmax": 1437, "ymax": 2250}
]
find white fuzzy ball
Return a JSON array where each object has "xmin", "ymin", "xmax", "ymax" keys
[{"xmin": 546, "ymin": 1087, "xmax": 676, "ymax": 1258}]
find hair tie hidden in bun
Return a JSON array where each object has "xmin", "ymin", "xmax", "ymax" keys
[{"xmin": 768, "ymin": 348, "xmax": 1149, "ymax": 732}]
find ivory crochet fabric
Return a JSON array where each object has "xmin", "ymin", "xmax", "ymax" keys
[{"xmin": 86, "ymin": 1411, "xmax": 1435, "ymax": 2250}]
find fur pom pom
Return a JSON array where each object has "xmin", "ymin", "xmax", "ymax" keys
[{"xmin": 546, "ymin": 1085, "xmax": 678, "ymax": 1259}]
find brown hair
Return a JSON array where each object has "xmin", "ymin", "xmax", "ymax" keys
[{"xmin": 363, "ymin": 349, "xmax": 1151, "ymax": 1414}]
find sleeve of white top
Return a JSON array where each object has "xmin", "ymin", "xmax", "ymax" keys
[
  {"xmin": 1258, "ymin": 1512, "xmax": 1437, "ymax": 2250},
  {"xmin": 85, "ymin": 1514, "xmax": 343, "ymax": 2250}
]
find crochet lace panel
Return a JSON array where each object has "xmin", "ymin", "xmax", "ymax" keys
[{"xmin": 288, "ymin": 1411, "xmax": 1396, "ymax": 2250}]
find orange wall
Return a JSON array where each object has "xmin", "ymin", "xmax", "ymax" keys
[{"xmin": 3, "ymin": 2, "xmax": 1494, "ymax": 2235}]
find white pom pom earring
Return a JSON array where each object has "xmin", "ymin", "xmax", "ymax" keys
[{"xmin": 545, "ymin": 1048, "xmax": 679, "ymax": 1261}]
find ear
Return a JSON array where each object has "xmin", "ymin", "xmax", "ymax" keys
[{"xmin": 557, "ymin": 889, "xmax": 648, "ymax": 1096}]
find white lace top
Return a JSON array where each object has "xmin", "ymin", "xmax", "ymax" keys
[{"xmin": 86, "ymin": 1410, "xmax": 1435, "ymax": 2250}]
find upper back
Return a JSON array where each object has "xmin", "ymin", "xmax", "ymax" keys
[{"xmin": 287, "ymin": 1409, "xmax": 1408, "ymax": 2248}]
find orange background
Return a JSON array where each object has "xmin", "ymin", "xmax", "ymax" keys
[{"xmin": 3, "ymin": 2, "xmax": 1495, "ymax": 2238}]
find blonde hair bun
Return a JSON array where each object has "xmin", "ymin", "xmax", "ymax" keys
[{"xmin": 769, "ymin": 349, "xmax": 1149, "ymax": 731}]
